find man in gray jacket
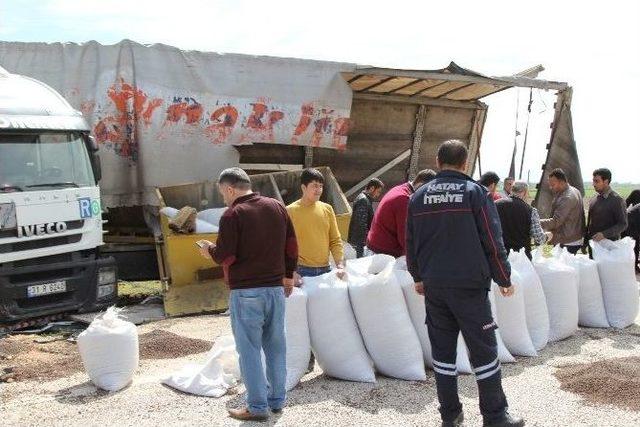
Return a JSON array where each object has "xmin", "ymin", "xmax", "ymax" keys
[{"xmin": 540, "ymin": 168, "xmax": 585, "ymax": 254}]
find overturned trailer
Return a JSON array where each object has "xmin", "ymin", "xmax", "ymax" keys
[{"xmin": 0, "ymin": 40, "xmax": 580, "ymax": 280}]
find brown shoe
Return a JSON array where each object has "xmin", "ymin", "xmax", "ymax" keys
[{"xmin": 228, "ymin": 407, "xmax": 269, "ymax": 422}]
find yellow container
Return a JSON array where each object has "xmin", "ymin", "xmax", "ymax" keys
[{"xmin": 155, "ymin": 167, "xmax": 351, "ymax": 317}]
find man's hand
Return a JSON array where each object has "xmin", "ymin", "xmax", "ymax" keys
[
  {"xmin": 198, "ymin": 240, "xmax": 215, "ymax": 260},
  {"xmin": 414, "ymin": 281, "xmax": 424, "ymax": 296},
  {"xmin": 293, "ymin": 271, "xmax": 303, "ymax": 287},
  {"xmin": 499, "ymin": 285, "xmax": 515, "ymax": 297},
  {"xmin": 593, "ymin": 232, "xmax": 606, "ymax": 242},
  {"xmin": 335, "ymin": 263, "xmax": 347, "ymax": 281},
  {"xmin": 544, "ymin": 231, "xmax": 553, "ymax": 241},
  {"xmin": 283, "ymin": 277, "xmax": 294, "ymax": 297}
]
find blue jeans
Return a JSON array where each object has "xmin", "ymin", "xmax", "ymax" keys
[
  {"xmin": 297, "ymin": 265, "xmax": 331, "ymax": 277},
  {"xmin": 229, "ymin": 287, "xmax": 286, "ymax": 415}
]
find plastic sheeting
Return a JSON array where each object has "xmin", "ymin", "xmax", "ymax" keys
[{"xmin": 0, "ymin": 40, "xmax": 354, "ymax": 207}]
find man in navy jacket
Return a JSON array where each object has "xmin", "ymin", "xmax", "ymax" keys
[{"xmin": 407, "ymin": 140, "xmax": 524, "ymax": 427}]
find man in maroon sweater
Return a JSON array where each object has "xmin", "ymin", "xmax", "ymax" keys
[
  {"xmin": 199, "ymin": 167, "xmax": 298, "ymax": 422},
  {"xmin": 366, "ymin": 169, "xmax": 436, "ymax": 257}
]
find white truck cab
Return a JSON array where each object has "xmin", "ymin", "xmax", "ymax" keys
[{"xmin": 0, "ymin": 67, "xmax": 117, "ymax": 322}]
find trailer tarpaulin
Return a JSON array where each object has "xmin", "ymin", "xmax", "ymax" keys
[{"xmin": 0, "ymin": 40, "xmax": 354, "ymax": 207}]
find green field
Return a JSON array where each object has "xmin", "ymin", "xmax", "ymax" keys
[{"xmin": 582, "ymin": 183, "xmax": 638, "ymax": 200}]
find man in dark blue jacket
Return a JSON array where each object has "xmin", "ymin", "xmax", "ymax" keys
[{"xmin": 407, "ymin": 140, "xmax": 524, "ymax": 427}]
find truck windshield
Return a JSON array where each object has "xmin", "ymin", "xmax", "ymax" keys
[{"xmin": 0, "ymin": 132, "xmax": 95, "ymax": 191}]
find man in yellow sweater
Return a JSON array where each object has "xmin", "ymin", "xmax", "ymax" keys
[{"xmin": 287, "ymin": 168, "xmax": 345, "ymax": 284}]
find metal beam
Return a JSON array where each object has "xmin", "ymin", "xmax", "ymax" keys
[
  {"xmin": 354, "ymin": 92, "xmax": 483, "ymax": 110},
  {"xmin": 350, "ymin": 67, "xmax": 568, "ymax": 91},
  {"xmin": 304, "ymin": 146, "xmax": 314, "ymax": 168},
  {"xmin": 408, "ymin": 105, "xmax": 427, "ymax": 180},
  {"xmin": 239, "ymin": 163, "xmax": 303, "ymax": 171},
  {"xmin": 345, "ymin": 149, "xmax": 411, "ymax": 198}
]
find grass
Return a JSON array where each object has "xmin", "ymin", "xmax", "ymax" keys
[{"xmin": 118, "ymin": 280, "xmax": 162, "ymax": 298}]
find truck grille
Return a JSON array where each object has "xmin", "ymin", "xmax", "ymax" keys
[{"xmin": 0, "ymin": 234, "xmax": 82, "ymax": 253}]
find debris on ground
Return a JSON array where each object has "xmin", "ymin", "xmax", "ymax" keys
[
  {"xmin": 0, "ymin": 329, "xmax": 211, "ymax": 383},
  {"xmin": 138, "ymin": 330, "xmax": 211, "ymax": 359},
  {"xmin": 555, "ymin": 356, "xmax": 640, "ymax": 411}
]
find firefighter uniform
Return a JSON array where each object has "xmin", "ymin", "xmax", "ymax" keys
[{"xmin": 407, "ymin": 170, "xmax": 513, "ymax": 425}]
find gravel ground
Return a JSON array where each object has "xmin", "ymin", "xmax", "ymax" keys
[{"xmin": 2, "ymin": 310, "xmax": 640, "ymax": 427}]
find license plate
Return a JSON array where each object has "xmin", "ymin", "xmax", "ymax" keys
[
  {"xmin": 27, "ymin": 281, "xmax": 67, "ymax": 298},
  {"xmin": 0, "ymin": 203, "xmax": 17, "ymax": 230}
]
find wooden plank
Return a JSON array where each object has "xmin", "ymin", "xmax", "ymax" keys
[
  {"xmin": 304, "ymin": 146, "xmax": 314, "ymax": 168},
  {"xmin": 353, "ymin": 92, "xmax": 481, "ymax": 110},
  {"xmin": 349, "ymin": 67, "xmax": 568, "ymax": 91},
  {"xmin": 268, "ymin": 174, "xmax": 285, "ymax": 203},
  {"xmin": 344, "ymin": 149, "xmax": 411, "ymax": 197},
  {"xmin": 238, "ymin": 163, "xmax": 302, "ymax": 171},
  {"xmin": 367, "ymin": 77, "xmax": 419, "ymax": 93},
  {"xmin": 408, "ymin": 105, "xmax": 427, "ymax": 180},
  {"xmin": 350, "ymin": 75, "xmax": 387, "ymax": 91},
  {"xmin": 466, "ymin": 107, "xmax": 488, "ymax": 176},
  {"xmin": 445, "ymin": 83, "xmax": 508, "ymax": 101},
  {"xmin": 418, "ymin": 81, "xmax": 470, "ymax": 98}
]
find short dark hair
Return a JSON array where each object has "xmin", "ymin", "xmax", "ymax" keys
[
  {"xmin": 479, "ymin": 171, "xmax": 500, "ymax": 187},
  {"xmin": 626, "ymin": 189, "xmax": 640, "ymax": 207},
  {"xmin": 301, "ymin": 168, "xmax": 324, "ymax": 186},
  {"xmin": 505, "ymin": 177, "xmax": 515, "ymax": 183},
  {"xmin": 218, "ymin": 167, "xmax": 251, "ymax": 189},
  {"xmin": 365, "ymin": 178, "xmax": 384, "ymax": 191},
  {"xmin": 593, "ymin": 168, "xmax": 612, "ymax": 184},
  {"xmin": 549, "ymin": 168, "xmax": 567, "ymax": 182},
  {"xmin": 413, "ymin": 169, "xmax": 437, "ymax": 185},
  {"xmin": 437, "ymin": 140, "xmax": 468, "ymax": 167}
]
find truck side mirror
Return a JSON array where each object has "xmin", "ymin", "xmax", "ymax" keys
[
  {"xmin": 91, "ymin": 153, "xmax": 102, "ymax": 183},
  {"xmin": 88, "ymin": 135, "xmax": 99, "ymax": 152}
]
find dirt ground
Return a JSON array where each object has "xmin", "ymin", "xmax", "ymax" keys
[{"xmin": 1, "ymin": 311, "xmax": 640, "ymax": 427}]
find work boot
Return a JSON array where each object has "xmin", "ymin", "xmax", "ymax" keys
[
  {"xmin": 442, "ymin": 411, "xmax": 464, "ymax": 427},
  {"xmin": 227, "ymin": 407, "xmax": 269, "ymax": 422},
  {"xmin": 483, "ymin": 412, "xmax": 525, "ymax": 427}
]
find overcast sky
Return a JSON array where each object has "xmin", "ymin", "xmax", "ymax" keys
[{"xmin": 2, "ymin": 0, "xmax": 638, "ymax": 182}]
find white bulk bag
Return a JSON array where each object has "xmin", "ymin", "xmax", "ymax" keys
[
  {"xmin": 284, "ymin": 287, "xmax": 311, "ymax": 391},
  {"xmin": 532, "ymin": 249, "xmax": 579, "ymax": 341},
  {"xmin": 348, "ymin": 264, "xmax": 426, "ymax": 380},
  {"xmin": 160, "ymin": 207, "xmax": 218, "ymax": 233},
  {"xmin": 508, "ymin": 250, "xmax": 549, "ymax": 350},
  {"xmin": 559, "ymin": 251, "xmax": 609, "ymax": 328},
  {"xmin": 196, "ymin": 207, "xmax": 227, "ymax": 228},
  {"xmin": 162, "ymin": 335, "xmax": 240, "ymax": 398},
  {"xmin": 346, "ymin": 254, "xmax": 395, "ymax": 276},
  {"xmin": 456, "ymin": 291, "xmax": 515, "ymax": 374},
  {"xmin": 492, "ymin": 273, "xmax": 537, "ymax": 356},
  {"xmin": 395, "ymin": 268, "xmax": 434, "ymax": 368},
  {"xmin": 591, "ymin": 238, "xmax": 639, "ymax": 328},
  {"xmin": 304, "ymin": 272, "xmax": 375, "ymax": 383},
  {"xmin": 77, "ymin": 307, "xmax": 139, "ymax": 392}
]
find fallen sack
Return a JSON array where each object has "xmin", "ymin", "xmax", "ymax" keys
[
  {"xmin": 304, "ymin": 272, "xmax": 375, "ymax": 383},
  {"xmin": 508, "ymin": 250, "xmax": 549, "ymax": 351},
  {"xmin": 492, "ymin": 273, "xmax": 537, "ymax": 357},
  {"xmin": 162, "ymin": 335, "xmax": 240, "ymax": 397},
  {"xmin": 348, "ymin": 264, "xmax": 426, "ymax": 381},
  {"xmin": 591, "ymin": 238, "xmax": 639, "ymax": 328},
  {"xmin": 77, "ymin": 307, "xmax": 139, "ymax": 392},
  {"xmin": 160, "ymin": 207, "xmax": 218, "ymax": 233},
  {"xmin": 532, "ymin": 248, "xmax": 579, "ymax": 342},
  {"xmin": 395, "ymin": 267, "xmax": 434, "ymax": 368},
  {"xmin": 285, "ymin": 287, "xmax": 311, "ymax": 391},
  {"xmin": 559, "ymin": 250, "xmax": 609, "ymax": 328}
]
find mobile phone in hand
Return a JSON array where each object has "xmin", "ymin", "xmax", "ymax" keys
[{"xmin": 195, "ymin": 240, "xmax": 208, "ymax": 248}]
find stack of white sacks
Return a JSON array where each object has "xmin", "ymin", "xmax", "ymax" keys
[
  {"xmin": 161, "ymin": 238, "xmax": 638, "ymax": 396},
  {"xmin": 284, "ymin": 238, "xmax": 639, "ymax": 387}
]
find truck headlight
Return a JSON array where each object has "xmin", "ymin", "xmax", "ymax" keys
[{"xmin": 98, "ymin": 267, "xmax": 117, "ymax": 285}]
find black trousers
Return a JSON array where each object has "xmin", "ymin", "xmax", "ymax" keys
[{"xmin": 424, "ymin": 286, "xmax": 508, "ymax": 424}]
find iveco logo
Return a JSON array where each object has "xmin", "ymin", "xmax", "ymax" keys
[{"xmin": 17, "ymin": 222, "xmax": 67, "ymax": 238}]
